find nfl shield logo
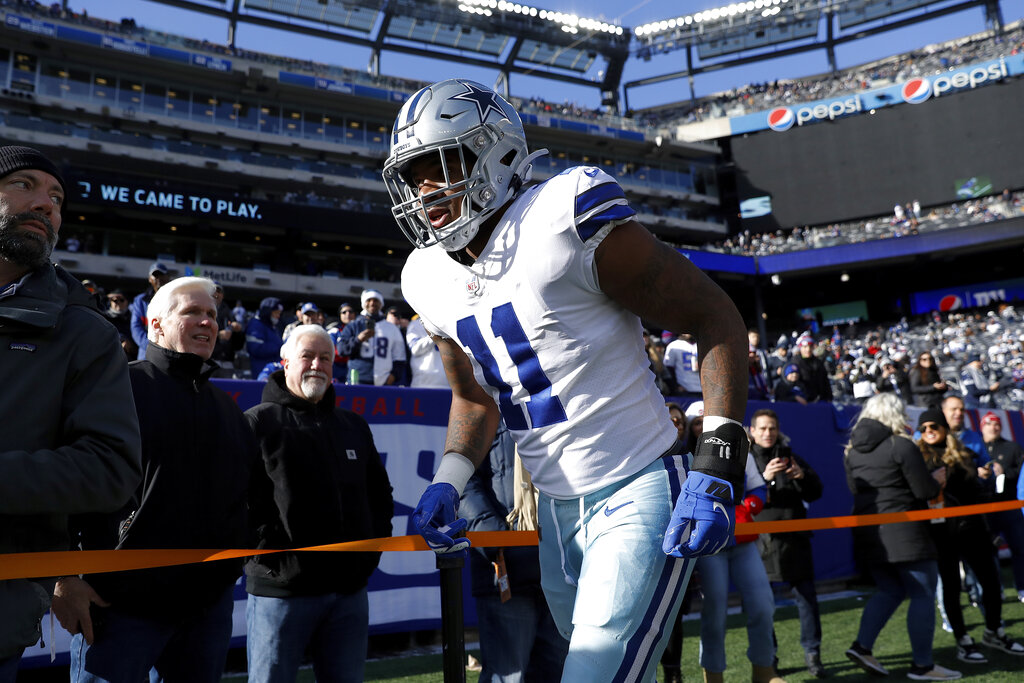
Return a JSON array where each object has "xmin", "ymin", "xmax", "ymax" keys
[{"xmin": 466, "ymin": 276, "xmax": 481, "ymax": 296}]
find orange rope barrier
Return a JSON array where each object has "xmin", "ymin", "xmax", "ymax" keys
[{"xmin": 1, "ymin": 501, "xmax": 1021, "ymax": 581}]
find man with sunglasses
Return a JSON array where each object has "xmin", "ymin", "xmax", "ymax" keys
[
  {"xmin": 327, "ymin": 302, "xmax": 356, "ymax": 381},
  {"xmin": 104, "ymin": 288, "xmax": 133, "ymax": 356}
]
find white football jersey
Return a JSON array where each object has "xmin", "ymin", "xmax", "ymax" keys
[
  {"xmin": 402, "ymin": 166, "xmax": 677, "ymax": 498},
  {"xmin": 664, "ymin": 338, "xmax": 702, "ymax": 393}
]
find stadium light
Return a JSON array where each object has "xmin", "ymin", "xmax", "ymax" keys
[
  {"xmin": 770, "ymin": 274, "xmax": 782, "ymax": 286},
  {"xmin": 460, "ymin": 0, "xmax": 622, "ymax": 34},
  {"xmin": 635, "ymin": 0, "xmax": 795, "ymax": 38},
  {"xmin": 840, "ymin": 272, "xmax": 850, "ymax": 282}
]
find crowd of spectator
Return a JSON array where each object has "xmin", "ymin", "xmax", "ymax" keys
[
  {"xmin": 10, "ymin": 0, "xmax": 1023, "ymax": 139},
  {"xmin": 696, "ymin": 189, "xmax": 1022, "ymax": 257},
  {"xmin": 722, "ymin": 304, "xmax": 1024, "ymax": 414},
  {"xmin": 639, "ymin": 22, "xmax": 1024, "ymax": 128}
]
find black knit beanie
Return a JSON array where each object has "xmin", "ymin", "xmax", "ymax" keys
[{"xmin": 0, "ymin": 146, "xmax": 68, "ymax": 202}]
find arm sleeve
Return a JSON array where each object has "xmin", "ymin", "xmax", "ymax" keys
[
  {"xmin": 336, "ymin": 320, "xmax": 361, "ymax": 356},
  {"xmin": 364, "ymin": 426, "xmax": 394, "ymax": 541},
  {"xmin": 0, "ymin": 318, "xmax": 142, "ymax": 515},
  {"xmin": 244, "ymin": 411, "xmax": 279, "ymax": 546},
  {"xmin": 406, "ymin": 321, "xmax": 436, "ymax": 357},
  {"xmin": 128, "ymin": 297, "xmax": 148, "ymax": 355}
]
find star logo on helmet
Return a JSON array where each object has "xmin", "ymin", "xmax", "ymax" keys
[{"xmin": 448, "ymin": 82, "xmax": 506, "ymax": 123}]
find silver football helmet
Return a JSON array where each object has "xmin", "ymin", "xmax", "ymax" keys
[{"xmin": 383, "ymin": 78, "xmax": 539, "ymax": 252}]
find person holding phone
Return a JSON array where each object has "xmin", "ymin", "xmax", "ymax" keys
[
  {"xmin": 336, "ymin": 289, "xmax": 406, "ymax": 386},
  {"xmin": 748, "ymin": 409, "xmax": 827, "ymax": 678}
]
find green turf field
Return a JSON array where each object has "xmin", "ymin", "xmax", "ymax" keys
[{"xmin": 223, "ymin": 575, "xmax": 1024, "ymax": 682}]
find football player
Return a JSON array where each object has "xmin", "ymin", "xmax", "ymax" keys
[{"xmin": 383, "ymin": 79, "xmax": 749, "ymax": 682}]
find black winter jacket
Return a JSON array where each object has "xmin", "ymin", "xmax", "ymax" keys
[
  {"xmin": 983, "ymin": 437, "xmax": 1023, "ymax": 502},
  {"xmin": 0, "ymin": 264, "xmax": 141, "ymax": 656},
  {"xmin": 845, "ymin": 418, "xmax": 940, "ymax": 565},
  {"xmin": 79, "ymin": 345, "xmax": 256, "ymax": 619},
  {"xmin": 749, "ymin": 442, "xmax": 823, "ymax": 582},
  {"xmin": 244, "ymin": 373, "xmax": 393, "ymax": 597}
]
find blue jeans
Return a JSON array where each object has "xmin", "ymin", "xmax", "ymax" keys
[
  {"xmin": 787, "ymin": 578, "xmax": 822, "ymax": 654},
  {"xmin": 70, "ymin": 585, "xmax": 234, "ymax": 683},
  {"xmin": 988, "ymin": 509, "xmax": 1024, "ymax": 591},
  {"xmin": 475, "ymin": 589, "xmax": 568, "ymax": 683},
  {"xmin": 857, "ymin": 560, "xmax": 937, "ymax": 668},
  {"xmin": 0, "ymin": 652, "xmax": 21, "ymax": 683},
  {"xmin": 697, "ymin": 541, "xmax": 777, "ymax": 672},
  {"xmin": 246, "ymin": 588, "xmax": 368, "ymax": 683},
  {"xmin": 538, "ymin": 454, "xmax": 694, "ymax": 683}
]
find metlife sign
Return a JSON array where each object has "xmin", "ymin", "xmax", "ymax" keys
[{"xmin": 731, "ymin": 54, "xmax": 1023, "ymax": 135}]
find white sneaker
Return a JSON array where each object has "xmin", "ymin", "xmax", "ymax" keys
[
  {"xmin": 955, "ymin": 635, "xmax": 987, "ymax": 664},
  {"xmin": 982, "ymin": 627, "xmax": 1024, "ymax": 655},
  {"xmin": 846, "ymin": 643, "xmax": 889, "ymax": 677},
  {"xmin": 906, "ymin": 664, "xmax": 962, "ymax": 680}
]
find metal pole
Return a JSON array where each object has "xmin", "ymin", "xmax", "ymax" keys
[{"xmin": 437, "ymin": 551, "xmax": 466, "ymax": 683}]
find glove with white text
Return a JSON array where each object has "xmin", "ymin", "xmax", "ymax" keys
[
  {"xmin": 663, "ymin": 421, "xmax": 749, "ymax": 558},
  {"xmin": 662, "ymin": 471, "xmax": 735, "ymax": 557},
  {"xmin": 412, "ymin": 483, "xmax": 471, "ymax": 555}
]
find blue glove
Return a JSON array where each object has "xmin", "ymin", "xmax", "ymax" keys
[
  {"xmin": 662, "ymin": 471, "xmax": 735, "ymax": 558},
  {"xmin": 412, "ymin": 483, "xmax": 471, "ymax": 555}
]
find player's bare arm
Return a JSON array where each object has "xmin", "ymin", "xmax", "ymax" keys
[
  {"xmin": 594, "ymin": 220, "xmax": 747, "ymax": 421},
  {"xmin": 435, "ymin": 334, "xmax": 501, "ymax": 467}
]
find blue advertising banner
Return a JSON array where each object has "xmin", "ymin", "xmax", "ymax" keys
[
  {"xmin": 679, "ymin": 248, "xmax": 757, "ymax": 275},
  {"xmin": 910, "ymin": 276, "xmax": 1024, "ymax": 314},
  {"xmin": 21, "ymin": 382, "xmax": 1024, "ymax": 668},
  {"xmin": 729, "ymin": 53, "xmax": 1024, "ymax": 136}
]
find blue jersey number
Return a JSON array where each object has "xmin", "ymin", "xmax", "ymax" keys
[{"xmin": 456, "ymin": 303, "xmax": 567, "ymax": 431}]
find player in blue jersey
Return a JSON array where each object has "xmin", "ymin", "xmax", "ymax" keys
[{"xmin": 383, "ymin": 78, "xmax": 750, "ymax": 682}]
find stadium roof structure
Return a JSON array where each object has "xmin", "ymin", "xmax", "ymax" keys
[
  {"xmin": 146, "ymin": 0, "xmax": 631, "ymax": 105},
  {"xmin": 625, "ymin": 0, "xmax": 1003, "ymax": 108}
]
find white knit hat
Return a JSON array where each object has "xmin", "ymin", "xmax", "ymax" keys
[
  {"xmin": 361, "ymin": 289, "xmax": 384, "ymax": 308},
  {"xmin": 684, "ymin": 400, "xmax": 705, "ymax": 419}
]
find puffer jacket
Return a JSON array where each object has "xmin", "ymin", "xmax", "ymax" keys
[
  {"xmin": 845, "ymin": 418, "xmax": 940, "ymax": 565},
  {"xmin": 0, "ymin": 264, "xmax": 141, "ymax": 656}
]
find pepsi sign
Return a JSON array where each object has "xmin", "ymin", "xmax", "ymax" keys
[
  {"xmin": 767, "ymin": 108, "xmax": 795, "ymax": 131},
  {"xmin": 901, "ymin": 58, "xmax": 1008, "ymax": 103},
  {"xmin": 901, "ymin": 78, "xmax": 931, "ymax": 104},
  {"xmin": 766, "ymin": 96, "xmax": 863, "ymax": 131}
]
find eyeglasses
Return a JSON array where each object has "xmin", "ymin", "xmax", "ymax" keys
[
  {"xmin": 108, "ymin": 297, "xmax": 125, "ymax": 303},
  {"xmin": 920, "ymin": 423, "xmax": 944, "ymax": 433},
  {"xmin": 340, "ymin": 309, "xmax": 355, "ymax": 315}
]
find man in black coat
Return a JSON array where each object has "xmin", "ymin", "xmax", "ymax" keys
[
  {"xmin": 0, "ymin": 146, "xmax": 142, "ymax": 679},
  {"xmin": 981, "ymin": 412, "xmax": 1024, "ymax": 601},
  {"xmin": 748, "ymin": 409, "xmax": 826, "ymax": 678},
  {"xmin": 53, "ymin": 277, "xmax": 256, "ymax": 683},
  {"xmin": 794, "ymin": 338, "xmax": 832, "ymax": 403},
  {"xmin": 244, "ymin": 324, "xmax": 393, "ymax": 683}
]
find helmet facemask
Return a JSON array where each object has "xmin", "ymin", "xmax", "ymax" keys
[{"xmin": 385, "ymin": 123, "xmax": 524, "ymax": 252}]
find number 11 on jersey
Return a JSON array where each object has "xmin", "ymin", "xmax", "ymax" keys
[{"xmin": 456, "ymin": 302, "xmax": 567, "ymax": 430}]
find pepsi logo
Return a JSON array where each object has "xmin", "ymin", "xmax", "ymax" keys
[
  {"xmin": 901, "ymin": 78, "xmax": 931, "ymax": 104},
  {"xmin": 938, "ymin": 294, "xmax": 962, "ymax": 312},
  {"xmin": 767, "ymin": 107, "xmax": 795, "ymax": 132}
]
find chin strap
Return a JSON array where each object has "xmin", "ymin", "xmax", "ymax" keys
[{"xmin": 508, "ymin": 148, "xmax": 549, "ymax": 197}]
